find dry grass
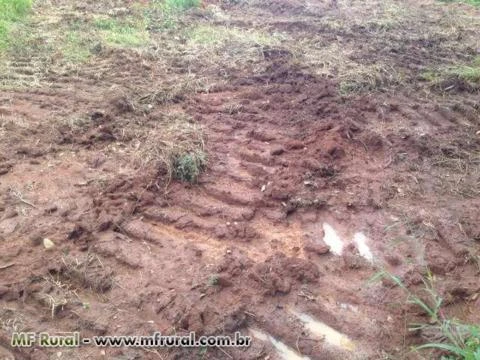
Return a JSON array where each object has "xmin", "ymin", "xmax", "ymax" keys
[
  {"xmin": 33, "ymin": 254, "xmax": 113, "ymax": 317},
  {"xmin": 295, "ymin": 40, "xmax": 403, "ymax": 94},
  {"xmin": 421, "ymin": 57, "xmax": 480, "ymax": 92},
  {"xmin": 177, "ymin": 23, "xmax": 282, "ymax": 78},
  {"xmin": 136, "ymin": 74, "xmax": 215, "ymax": 106},
  {"xmin": 61, "ymin": 254, "xmax": 114, "ymax": 293},
  {"xmin": 281, "ymin": 0, "xmax": 408, "ymax": 93},
  {"xmin": 432, "ymin": 152, "xmax": 480, "ymax": 198},
  {"xmin": 0, "ymin": 1, "xmax": 153, "ymax": 90},
  {"xmin": 278, "ymin": 0, "xmax": 480, "ymax": 93},
  {"xmin": 289, "ymin": 39, "xmax": 402, "ymax": 93},
  {"xmin": 136, "ymin": 111, "xmax": 207, "ymax": 185},
  {"xmin": 327, "ymin": 0, "xmax": 408, "ymax": 31},
  {"xmin": 0, "ymin": 0, "xmax": 277, "ymax": 91},
  {"xmin": 36, "ymin": 275, "xmax": 81, "ymax": 318},
  {"xmin": 0, "ymin": 308, "xmax": 25, "ymax": 333}
]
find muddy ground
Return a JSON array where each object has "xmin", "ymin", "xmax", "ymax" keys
[{"xmin": 0, "ymin": 0, "xmax": 479, "ymax": 359}]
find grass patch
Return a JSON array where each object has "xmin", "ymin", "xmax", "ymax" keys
[
  {"xmin": 164, "ymin": 0, "xmax": 200, "ymax": 10},
  {"xmin": 370, "ymin": 271, "xmax": 480, "ymax": 359},
  {"xmin": 0, "ymin": 4, "xmax": 156, "ymax": 89},
  {"xmin": 0, "ymin": 0, "xmax": 32, "ymax": 50},
  {"xmin": 139, "ymin": 111, "xmax": 207, "ymax": 186},
  {"xmin": 94, "ymin": 17, "xmax": 149, "ymax": 48},
  {"xmin": 36, "ymin": 275, "xmax": 79, "ymax": 318},
  {"xmin": 338, "ymin": 63, "xmax": 401, "ymax": 94},
  {"xmin": 450, "ymin": 60, "xmax": 480, "ymax": 83},
  {"xmin": 181, "ymin": 24, "xmax": 281, "ymax": 76},
  {"xmin": 421, "ymin": 57, "xmax": 480, "ymax": 92},
  {"xmin": 0, "ymin": 0, "xmax": 31, "ymax": 21},
  {"xmin": 61, "ymin": 31, "xmax": 92, "ymax": 63},
  {"xmin": 187, "ymin": 25, "xmax": 276, "ymax": 46},
  {"xmin": 286, "ymin": 0, "xmax": 480, "ymax": 95},
  {"xmin": 439, "ymin": 0, "xmax": 480, "ymax": 6},
  {"xmin": 146, "ymin": 0, "xmax": 200, "ymax": 29},
  {"xmin": 324, "ymin": 0, "xmax": 408, "ymax": 32},
  {"xmin": 207, "ymin": 274, "xmax": 220, "ymax": 286},
  {"xmin": 173, "ymin": 152, "xmax": 207, "ymax": 183},
  {"xmin": 294, "ymin": 40, "xmax": 401, "ymax": 94}
]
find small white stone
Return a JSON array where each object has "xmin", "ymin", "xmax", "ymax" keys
[{"xmin": 43, "ymin": 238, "xmax": 55, "ymax": 250}]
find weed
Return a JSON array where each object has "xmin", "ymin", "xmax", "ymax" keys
[
  {"xmin": 369, "ymin": 270, "xmax": 480, "ymax": 359},
  {"xmin": 37, "ymin": 275, "xmax": 80, "ymax": 318},
  {"xmin": 338, "ymin": 64, "xmax": 401, "ymax": 94},
  {"xmin": 173, "ymin": 151, "xmax": 207, "ymax": 183},
  {"xmin": 416, "ymin": 323, "xmax": 480, "ymax": 359},
  {"xmin": 207, "ymin": 274, "xmax": 219, "ymax": 286},
  {"xmin": 199, "ymin": 346, "xmax": 208, "ymax": 357}
]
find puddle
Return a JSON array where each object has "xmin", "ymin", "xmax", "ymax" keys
[
  {"xmin": 249, "ymin": 329, "xmax": 311, "ymax": 360},
  {"xmin": 322, "ymin": 223, "xmax": 344, "ymax": 255},
  {"xmin": 353, "ymin": 232, "xmax": 373, "ymax": 262},
  {"xmin": 290, "ymin": 310, "xmax": 356, "ymax": 352}
]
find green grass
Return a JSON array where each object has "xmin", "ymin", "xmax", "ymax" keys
[
  {"xmin": 450, "ymin": 65, "xmax": 480, "ymax": 83},
  {"xmin": 445, "ymin": 57, "xmax": 480, "ymax": 83},
  {"xmin": 0, "ymin": 0, "xmax": 32, "ymax": 50},
  {"xmin": 207, "ymin": 274, "xmax": 219, "ymax": 286},
  {"xmin": 416, "ymin": 324, "xmax": 480, "ymax": 360},
  {"xmin": 439, "ymin": 0, "xmax": 480, "ymax": 6},
  {"xmin": 421, "ymin": 57, "xmax": 480, "ymax": 91},
  {"xmin": 93, "ymin": 17, "xmax": 149, "ymax": 48},
  {"xmin": 369, "ymin": 271, "xmax": 480, "ymax": 359},
  {"xmin": 0, "ymin": 0, "xmax": 31, "ymax": 20},
  {"xmin": 146, "ymin": 0, "xmax": 201, "ymax": 29},
  {"xmin": 61, "ymin": 31, "xmax": 92, "ymax": 63},
  {"xmin": 164, "ymin": 0, "xmax": 200, "ymax": 10},
  {"xmin": 173, "ymin": 151, "xmax": 207, "ymax": 183}
]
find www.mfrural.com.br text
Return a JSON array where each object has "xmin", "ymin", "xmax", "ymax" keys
[{"xmin": 11, "ymin": 331, "xmax": 252, "ymax": 348}]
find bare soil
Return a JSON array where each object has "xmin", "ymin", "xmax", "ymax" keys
[{"xmin": 1, "ymin": 0, "xmax": 479, "ymax": 359}]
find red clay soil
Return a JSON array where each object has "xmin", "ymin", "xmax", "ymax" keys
[{"xmin": 1, "ymin": 1, "xmax": 480, "ymax": 360}]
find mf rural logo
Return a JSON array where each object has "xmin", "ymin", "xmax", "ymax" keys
[{"xmin": 11, "ymin": 332, "xmax": 82, "ymax": 347}]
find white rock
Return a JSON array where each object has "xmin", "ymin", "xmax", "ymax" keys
[{"xmin": 43, "ymin": 238, "xmax": 55, "ymax": 250}]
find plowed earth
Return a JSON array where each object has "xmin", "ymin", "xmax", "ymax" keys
[{"xmin": 0, "ymin": 0, "xmax": 479, "ymax": 359}]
